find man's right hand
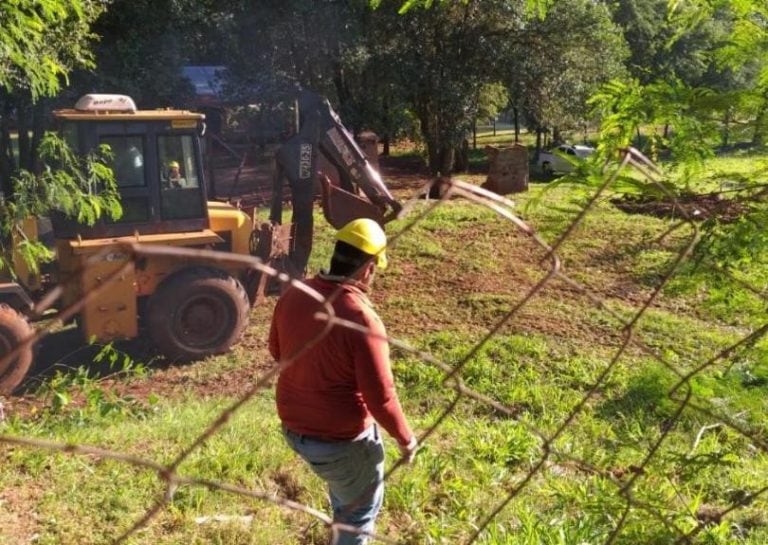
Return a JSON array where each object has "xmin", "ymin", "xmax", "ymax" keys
[{"xmin": 398, "ymin": 436, "xmax": 419, "ymax": 464}]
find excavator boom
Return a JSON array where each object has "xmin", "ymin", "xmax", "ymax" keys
[{"xmin": 271, "ymin": 91, "xmax": 402, "ymax": 274}]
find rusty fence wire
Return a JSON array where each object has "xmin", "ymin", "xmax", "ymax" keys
[{"xmin": 1, "ymin": 147, "xmax": 767, "ymax": 544}]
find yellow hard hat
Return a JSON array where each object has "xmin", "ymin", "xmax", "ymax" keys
[
  {"xmin": 336, "ymin": 218, "xmax": 388, "ymax": 269},
  {"xmin": 168, "ymin": 160, "xmax": 180, "ymax": 168}
]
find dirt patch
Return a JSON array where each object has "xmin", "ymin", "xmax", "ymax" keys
[
  {"xmin": 4, "ymin": 166, "xmax": 695, "ymax": 418},
  {"xmin": 378, "ymin": 155, "xmax": 435, "ymax": 197},
  {"xmin": 611, "ymin": 193, "xmax": 749, "ymax": 222},
  {"xmin": 272, "ymin": 470, "xmax": 305, "ymax": 503},
  {"xmin": 0, "ymin": 481, "xmax": 43, "ymax": 544},
  {"xmin": 5, "ymin": 338, "xmax": 276, "ymax": 421}
]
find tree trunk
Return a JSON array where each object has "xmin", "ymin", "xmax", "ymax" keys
[
  {"xmin": 472, "ymin": 118, "xmax": 477, "ymax": 150},
  {"xmin": 721, "ymin": 109, "xmax": 731, "ymax": 148},
  {"xmin": 553, "ymin": 126, "xmax": 561, "ymax": 145},
  {"xmin": 416, "ymin": 104, "xmax": 439, "ymax": 175},
  {"xmin": 0, "ymin": 100, "xmax": 15, "ymax": 198},
  {"xmin": 492, "ymin": 117, "xmax": 496, "ymax": 136},
  {"xmin": 535, "ymin": 127, "xmax": 543, "ymax": 161},
  {"xmin": 752, "ymin": 97, "xmax": 768, "ymax": 147},
  {"xmin": 453, "ymin": 139, "xmax": 468, "ymax": 172},
  {"xmin": 381, "ymin": 97, "xmax": 391, "ymax": 156},
  {"xmin": 438, "ymin": 145, "xmax": 455, "ymax": 177},
  {"xmin": 31, "ymin": 101, "xmax": 46, "ymax": 173},
  {"xmin": 331, "ymin": 59, "xmax": 352, "ymax": 125},
  {"xmin": 513, "ymin": 107, "xmax": 520, "ymax": 143}
]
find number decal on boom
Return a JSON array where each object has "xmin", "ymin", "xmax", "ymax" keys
[{"xmin": 299, "ymin": 144, "xmax": 312, "ymax": 179}]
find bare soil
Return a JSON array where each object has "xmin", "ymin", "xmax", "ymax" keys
[
  {"xmin": 611, "ymin": 192, "xmax": 749, "ymax": 223},
  {"xmin": 0, "ymin": 481, "xmax": 44, "ymax": 543},
  {"xmin": 4, "ymin": 155, "xmax": 677, "ymax": 420}
]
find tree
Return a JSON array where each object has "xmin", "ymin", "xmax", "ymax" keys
[
  {"xmin": 714, "ymin": 1, "xmax": 768, "ymax": 145},
  {"xmin": 563, "ymin": 0, "xmax": 768, "ymax": 278},
  {"xmin": 196, "ymin": 1, "xmax": 371, "ymax": 111},
  {"xmin": 367, "ymin": 0, "xmax": 528, "ymax": 175},
  {"xmin": 0, "ymin": 0, "xmax": 104, "ymax": 190},
  {"xmin": 472, "ymin": 83, "xmax": 509, "ymax": 147},
  {"xmin": 72, "ymin": 0, "xmax": 203, "ymax": 109},
  {"xmin": 505, "ymin": 0, "xmax": 627, "ymax": 154},
  {"xmin": 610, "ymin": 0, "xmax": 716, "ymax": 85},
  {"xmin": 0, "ymin": 0, "xmax": 118, "ymax": 275}
]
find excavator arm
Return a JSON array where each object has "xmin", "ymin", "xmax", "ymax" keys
[{"xmin": 270, "ymin": 91, "xmax": 401, "ymax": 275}]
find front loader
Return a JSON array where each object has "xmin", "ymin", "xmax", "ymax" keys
[{"xmin": 0, "ymin": 92, "xmax": 400, "ymax": 394}]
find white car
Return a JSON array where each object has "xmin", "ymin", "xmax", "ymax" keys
[{"xmin": 537, "ymin": 144, "xmax": 595, "ymax": 174}]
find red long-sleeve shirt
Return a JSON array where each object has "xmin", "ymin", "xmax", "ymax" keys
[{"xmin": 269, "ymin": 275, "xmax": 413, "ymax": 446}]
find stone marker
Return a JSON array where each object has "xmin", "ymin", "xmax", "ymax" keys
[
  {"xmin": 356, "ymin": 131, "xmax": 380, "ymax": 171},
  {"xmin": 482, "ymin": 144, "xmax": 529, "ymax": 195}
]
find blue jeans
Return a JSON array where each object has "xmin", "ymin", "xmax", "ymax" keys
[{"xmin": 283, "ymin": 425, "xmax": 385, "ymax": 545}]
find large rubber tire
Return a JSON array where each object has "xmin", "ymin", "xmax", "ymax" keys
[
  {"xmin": 0, "ymin": 305, "xmax": 34, "ymax": 395},
  {"xmin": 146, "ymin": 268, "xmax": 250, "ymax": 362}
]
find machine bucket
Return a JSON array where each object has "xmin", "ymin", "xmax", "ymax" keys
[
  {"xmin": 320, "ymin": 176, "xmax": 384, "ymax": 229},
  {"xmin": 247, "ymin": 222, "xmax": 297, "ymax": 304}
]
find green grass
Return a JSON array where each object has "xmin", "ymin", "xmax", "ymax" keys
[{"xmin": 2, "ymin": 150, "xmax": 768, "ymax": 544}]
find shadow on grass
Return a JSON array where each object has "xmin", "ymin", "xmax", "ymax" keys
[
  {"xmin": 16, "ymin": 324, "xmax": 167, "ymax": 394},
  {"xmin": 596, "ymin": 365, "xmax": 680, "ymax": 424}
]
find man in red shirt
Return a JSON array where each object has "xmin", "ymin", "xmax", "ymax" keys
[{"xmin": 269, "ymin": 218, "xmax": 417, "ymax": 544}]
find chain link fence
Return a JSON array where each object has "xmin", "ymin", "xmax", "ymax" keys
[{"xmin": 1, "ymin": 148, "xmax": 766, "ymax": 544}]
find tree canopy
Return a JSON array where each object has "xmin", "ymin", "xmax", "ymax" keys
[
  {"xmin": 3, "ymin": 0, "xmax": 768, "ymax": 182},
  {"xmin": 0, "ymin": 0, "xmax": 117, "ymax": 274}
]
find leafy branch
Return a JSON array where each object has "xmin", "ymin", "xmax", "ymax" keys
[{"xmin": 0, "ymin": 133, "xmax": 122, "ymax": 275}]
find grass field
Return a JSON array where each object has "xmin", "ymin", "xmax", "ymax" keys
[{"xmin": 1, "ymin": 136, "xmax": 766, "ymax": 544}]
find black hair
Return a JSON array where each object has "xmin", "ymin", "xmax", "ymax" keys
[{"xmin": 329, "ymin": 240, "xmax": 375, "ymax": 278}]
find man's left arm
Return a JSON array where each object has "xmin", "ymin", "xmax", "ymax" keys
[{"xmin": 353, "ymin": 311, "xmax": 414, "ymax": 447}]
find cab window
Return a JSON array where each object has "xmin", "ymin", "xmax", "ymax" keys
[
  {"xmin": 101, "ymin": 136, "xmax": 145, "ymax": 187},
  {"xmin": 100, "ymin": 135, "xmax": 150, "ymax": 222},
  {"xmin": 157, "ymin": 134, "xmax": 204, "ymax": 220}
]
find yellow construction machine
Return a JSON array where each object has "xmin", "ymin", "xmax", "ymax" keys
[{"xmin": 0, "ymin": 92, "xmax": 400, "ymax": 394}]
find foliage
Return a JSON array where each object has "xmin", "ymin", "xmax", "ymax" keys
[
  {"xmin": 201, "ymin": 1, "xmax": 369, "ymax": 106},
  {"xmin": 73, "ymin": 0, "xmax": 201, "ymax": 108},
  {"xmin": 695, "ymin": 199, "xmax": 768, "ymax": 276},
  {"xmin": 503, "ymin": 0, "xmax": 628, "ymax": 151},
  {"xmin": 3, "ymin": 189, "xmax": 768, "ymax": 543},
  {"xmin": 611, "ymin": 0, "xmax": 724, "ymax": 86},
  {"xmin": 0, "ymin": 134, "xmax": 121, "ymax": 274},
  {"xmin": 592, "ymin": 1, "xmax": 768, "ymax": 277},
  {"xmin": 39, "ymin": 343, "xmax": 148, "ymax": 418},
  {"xmin": 589, "ymin": 79, "xmax": 717, "ymax": 166},
  {"xmin": 0, "ymin": 0, "xmax": 103, "ymax": 100},
  {"xmin": 373, "ymin": 0, "xmax": 554, "ymax": 18},
  {"xmin": 0, "ymin": 2, "xmax": 119, "ymax": 280},
  {"xmin": 475, "ymin": 82, "xmax": 509, "ymax": 123},
  {"xmin": 0, "ymin": 0, "xmax": 104, "ymax": 194}
]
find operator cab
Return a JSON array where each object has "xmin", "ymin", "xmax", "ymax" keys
[{"xmin": 52, "ymin": 94, "xmax": 209, "ymax": 238}]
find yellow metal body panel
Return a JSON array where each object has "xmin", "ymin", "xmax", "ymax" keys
[
  {"xmin": 206, "ymin": 201, "xmax": 254, "ymax": 256},
  {"xmin": 55, "ymin": 241, "xmax": 138, "ymax": 341},
  {"xmin": 66, "ymin": 229, "xmax": 223, "ymax": 254},
  {"xmin": 56, "ymin": 229, "xmax": 239, "ymax": 342},
  {"xmin": 78, "ymin": 255, "xmax": 138, "ymax": 341}
]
